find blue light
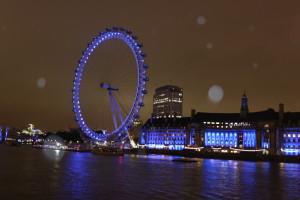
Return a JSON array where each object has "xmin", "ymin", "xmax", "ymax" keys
[
  {"xmin": 189, "ymin": 128, "xmax": 196, "ymax": 145},
  {"xmin": 243, "ymin": 130, "xmax": 256, "ymax": 148},
  {"xmin": 72, "ymin": 27, "xmax": 148, "ymax": 142},
  {"xmin": 140, "ymin": 128, "xmax": 186, "ymax": 150},
  {"xmin": 205, "ymin": 129, "xmax": 238, "ymax": 148},
  {"xmin": 282, "ymin": 128, "xmax": 300, "ymax": 155},
  {"xmin": 0, "ymin": 127, "xmax": 2, "ymax": 142},
  {"xmin": 262, "ymin": 142, "xmax": 269, "ymax": 149},
  {"xmin": 261, "ymin": 130, "xmax": 270, "ymax": 149},
  {"xmin": 282, "ymin": 148, "xmax": 300, "ymax": 156},
  {"xmin": 5, "ymin": 128, "xmax": 9, "ymax": 140}
]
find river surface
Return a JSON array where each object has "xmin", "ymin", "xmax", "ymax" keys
[{"xmin": 0, "ymin": 145, "xmax": 299, "ymax": 200}]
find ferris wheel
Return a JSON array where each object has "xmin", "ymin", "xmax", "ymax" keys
[{"xmin": 72, "ymin": 27, "xmax": 148, "ymax": 147}]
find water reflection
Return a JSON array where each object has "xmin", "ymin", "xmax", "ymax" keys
[
  {"xmin": 61, "ymin": 152, "xmax": 91, "ymax": 199},
  {"xmin": 0, "ymin": 146, "xmax": 299, "ymax": 200},
  {"xmin": 43, "ymin": 149, "xmax": 64, "ymax": 161}
]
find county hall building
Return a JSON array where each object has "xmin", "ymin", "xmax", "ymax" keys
[{"xmin": 139, "ymin": 86, "xmax": 300, "ymax": 156}]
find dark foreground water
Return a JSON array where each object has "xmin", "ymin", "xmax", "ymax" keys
[{"xmin": 0, "ymin": 145, "xmax": 299, "ymax": 200}]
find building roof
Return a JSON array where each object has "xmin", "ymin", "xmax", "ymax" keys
[
  {"xmin": 143, "ymin": 109, "xmax": 300, "ymax": 129},
  {"xmin": 191, "ymin": 109, "xmax": 279, "ymax": 123},
  {"xmin": 155, "ymin": 85, "xmax": 182, "ymax": 93},
  {"xmin": 282, "ymin": 112, "xmax": 300, "ymax": 126},
  {"xmin": 143, "ymin": 117, "xmax": 190, "ymax": 128},
  {"xmin": 283, "ymin": 112, "xmax": 300, "ymax": 120},
  {"xmin": 247, "ymin": 109, "xmax": 279, "ymax": 121}
]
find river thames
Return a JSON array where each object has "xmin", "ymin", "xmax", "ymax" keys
[{"xmin": 0, "ymin": 145, "xmax": 299, "ymax": 200}]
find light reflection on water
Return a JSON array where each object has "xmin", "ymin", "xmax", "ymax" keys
[
  {"xmin": 0, "ymin": 145, "xmax": 299, "ymax": 200},
  {"xmin": 43, "ymin": 149, "xmax": 65, "ymax": 161}
]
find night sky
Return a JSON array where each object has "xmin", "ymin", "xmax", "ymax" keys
[{"xmin": 1, "ymin": 1, "xmax": 300, "ymax": 131}]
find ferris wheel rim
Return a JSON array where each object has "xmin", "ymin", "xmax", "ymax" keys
[{"xmin": 72, "ymin": 27, "xmax": 148, "ymax": 141}]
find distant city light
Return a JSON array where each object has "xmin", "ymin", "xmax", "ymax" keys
[
  {"xmin": 18, "ymin": 124, "xmax": 44, "ymax": 136},
  {"xmin": 208, "ymin": 85, "xmax": 224, "ymax": 103}
]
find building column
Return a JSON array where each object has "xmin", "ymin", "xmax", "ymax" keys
[{"xmin": 256, "ymin": 128, "xmax": 262, "ymax": 149}]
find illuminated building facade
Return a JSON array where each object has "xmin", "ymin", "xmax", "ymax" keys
[
  {"xmin": 139, "ymin": 118, "xmax": 189, "ymax": 150},
  {"xmin": 0, "ymin": 127, "xmax": 3, "ymax": 143},
  {"xmin": 188, "ymin": 109, "xmax": 277, "ymax": 154},
  {"xmin": 0, "ymin": 127, "xmax": 9, "ymax": 143},
  {"xmin": 282, "ymin": 128, "xmax": 300, "ymax": 155},
  {"xmin": 16, "ymin": 124, "xmax": 45, "ymax": 144},
  {"xmin": 140, "ymin": 93, "xmax": 300, "ymax": 156},
  {"xmin": 280, "ymin": 112, "xmax": 300, "ymax": 155},
  {"xmin": 152, "ymin": 85, "xmax": 183, "ymax": 118}
]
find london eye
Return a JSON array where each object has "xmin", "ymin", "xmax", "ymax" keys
[{"xmin": 72, "ymin": 27, "xmax": 148, "ymax": 147}]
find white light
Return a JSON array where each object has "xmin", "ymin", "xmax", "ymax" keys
[
  {"xmin": 197, "ymin": 16, "xmax": 206, "ymax": 25},
  {"xmin": 208, "ymin": 85, "xmax": 224, "ymax": 103},
  {"xmin": 37, "ymin": 77, "xmax": 46, "ymax": 89},
  {"xmin": 206, "ymin": 42, "xmax": 213, "ymax": 49}
]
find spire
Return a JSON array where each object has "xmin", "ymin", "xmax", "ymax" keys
[{"xmin": 240, "ymin": 92, "xmax": 249, "ymax": 118}]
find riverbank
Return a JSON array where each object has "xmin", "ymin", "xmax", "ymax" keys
[
  {"xmin": 124, "ymin": 149, "xmax": 300, "ymax": 163},
  {"xmin": 2, "ymin": 143, "xmax": 300, "ymax": 163},
  {"xmin": 1, "ymin": 143, "xmax": 91, "ymax": 153}
]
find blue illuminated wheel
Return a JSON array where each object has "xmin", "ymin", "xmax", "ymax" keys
[{"xmin": 72, "ymin": 27, "xmax": 148, "ymax": 142}]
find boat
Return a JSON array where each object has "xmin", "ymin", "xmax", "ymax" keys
[{"xmin": 92, "ymin": 147, "xmax": 124, "ymax": 156}]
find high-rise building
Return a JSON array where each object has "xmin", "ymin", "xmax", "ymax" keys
[{"xmin": 152, "ymin": 85, "xmax": 183, "ymax": 118}]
